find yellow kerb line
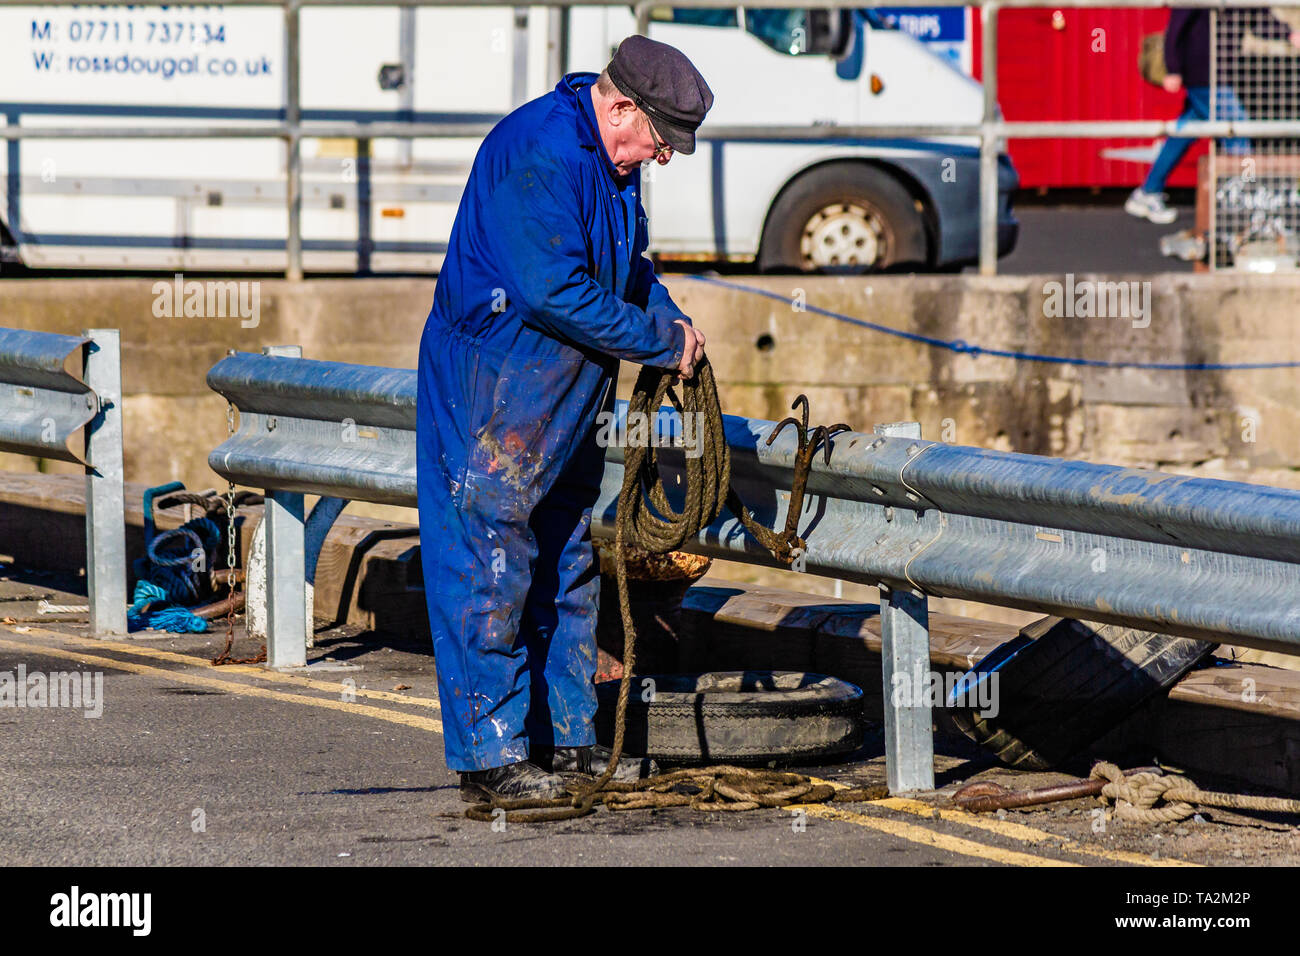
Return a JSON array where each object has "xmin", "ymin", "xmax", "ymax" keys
[
  {"xmin": 804, "ymin": 777, "xmax": 1198, "ymax": 868},
  {"xmin": 877, "ymin": 796, "xmax": 1201, "ymax": 868},
  {"xmin": 7, "ymin": 626, "xmax": 443, "ymax": 710},
  {"xmin": 0, "ymin": 636, "xmax": 442, "ymax": 734},
  {"xmin": 800, "ymin": 804, "xmax": 1081, "ymax": 867}
]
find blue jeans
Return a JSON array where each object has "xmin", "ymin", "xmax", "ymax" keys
[{"xmin": 1143, "ymin": 86, "xmax": 1252, "ymax": 193}]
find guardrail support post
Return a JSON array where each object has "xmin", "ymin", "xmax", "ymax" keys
[
  {"xmin": 259, "ymin": 344, "xmax": 308, "ymax": 668},
  {"xmin": 875, "ymin": 421, "xmax": 935, "ymax": 794},
  {"xmin": 264, "ymin": 489, "xmax": 306, "ymax": 668},
  {"xmin": 82, "ymin": 329, "xmax": 127, "ymax": 637}
]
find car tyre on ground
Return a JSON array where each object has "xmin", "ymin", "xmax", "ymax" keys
[{"xmin": 595, "ymin": 670, "xmax": 865, "ymax": 766}]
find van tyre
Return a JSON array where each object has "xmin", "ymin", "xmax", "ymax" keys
[
  {"xmin": 947, "ymin": 618, "xmax": 1216, "ymax": 770},
  {"xmin": 757, "ymin": 163, "xmax": 928, "ymax": 273},
  {"xmin": 595, "ymin": 670, "xmax": 864, "ymax": 766}
]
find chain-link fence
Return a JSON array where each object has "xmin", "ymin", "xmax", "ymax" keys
[{"xmin": 1208, "ymin": 7, "xmax": 1300, "ymax": 269}]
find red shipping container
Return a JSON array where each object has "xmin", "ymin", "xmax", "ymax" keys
[{"xmin": 971, "ymin": 7, "xmax": 1204, "ymax": 189}]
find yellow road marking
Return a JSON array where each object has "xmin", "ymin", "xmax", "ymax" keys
[
  {"xmin": 800, "ymin": 804, "xmax": 1080, "ymax": 866},
  {"xmin": 877, "ymin": 796, "xmax": 1200, "ymax": 868},
  {"xmin": 8, "ymin": 627, "xmax": 443, "ymax": 711},
  {"xmin": 0, "ymin": 637, "xmax": 442, "ymax": 734}
]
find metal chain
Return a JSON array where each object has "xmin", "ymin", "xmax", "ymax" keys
[{"xmin": 212, "ymin": 398, "xmax": 264, "ymax": 666}]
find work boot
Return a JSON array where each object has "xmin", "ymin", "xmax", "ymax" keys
[
  {"xmin": 458, "ymin": 760, "xmax": 569, "ymax": 803},
  {"xmin": 535, "ymin": 744, "xmax": 659, "ymax": 782}
]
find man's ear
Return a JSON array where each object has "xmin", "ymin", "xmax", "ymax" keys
[{"xmin": 607, "ymin": 97, "xmax": 637, "ymax": 127}]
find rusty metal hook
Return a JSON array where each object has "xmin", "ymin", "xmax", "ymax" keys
[{"xmin": 762, "ymin": 395, "xmax": 851, "ymax": 556}]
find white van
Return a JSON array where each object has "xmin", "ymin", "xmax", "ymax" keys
[{"xmin": 1, "ymin": 5, "xmax": 1017, "ymax": 274}]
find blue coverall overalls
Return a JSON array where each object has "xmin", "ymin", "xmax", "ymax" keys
[{"xmin": 417, "ymin": 72, "xmax": 690, "ymax": 772}]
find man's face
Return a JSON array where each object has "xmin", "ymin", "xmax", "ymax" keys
[{"xmin": 605, "ymin": 102, "xmax": 674, "ymax": 177}]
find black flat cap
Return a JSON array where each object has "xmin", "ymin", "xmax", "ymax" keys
[{"xmin": 605, "ymin": 35, "xmax": 713, "ymax": 155}]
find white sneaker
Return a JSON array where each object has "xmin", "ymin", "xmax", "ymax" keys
[{"xmin": 1125, "ymin": 188, "xmax": 1178, "ymax": 224}]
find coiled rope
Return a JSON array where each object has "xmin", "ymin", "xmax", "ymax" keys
[
  {"xmin": 127, "ymin": 580, "xmax": 209, "ymax": 634},
  {"xmin": 1090, "ymin": 761, "xmax": 1300, "ymax": 824},
  {"xmin": 145, "ymin": 517, "xmax": 222, "ymax": 604},
  {"xmin": 465, "ymin": 358, "xmax": 883, "ymax": 824}
]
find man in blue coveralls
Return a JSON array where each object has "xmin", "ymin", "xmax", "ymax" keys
[{"xmin": 417, "ymin": 36, "xmax": 713, "ymax": 803}]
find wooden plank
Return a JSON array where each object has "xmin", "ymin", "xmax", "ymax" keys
[
  {"xmin": 1169, "ymin": 664, "xmax": 1300, "ymax": 720},
  {"xmin": 815, "ymin": 603, "xmax": 1021, "ymax": 675},
  {"xmin": 0, "ymin": 472, "xmax": 188, "ymax": 572},
  {"xmin": 680, "ymin": 581, "xmax": 859, "ymax": 672}
]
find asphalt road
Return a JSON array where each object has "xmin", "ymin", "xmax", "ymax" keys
[
  {"xmin": 0, "ymin": 623, "xmax": 976, "ymax": 867},
  {"xmin": 991, "ymin": 198, "xmax": 1198, "ymax": 275},
  {"xmin": 3, "ymin": 567, "xmax": 1296, "ymax": 869},
  {"xmin": 1, "ymin": 615, "xmax": 1294, "ymax": 868}
]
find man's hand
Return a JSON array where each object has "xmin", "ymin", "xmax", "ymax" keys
[
  {"xmin": 674, "ymin": 319, "xmax": 706, "ymax": 379},
  {"xmin": 1163, "ymin": 74, "xmax": 1183, "ymax": 94}
]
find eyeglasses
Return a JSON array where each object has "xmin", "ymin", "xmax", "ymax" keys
[{"xmin": 645, "ymin": 116, "xmax": 673, "ymax": 161}]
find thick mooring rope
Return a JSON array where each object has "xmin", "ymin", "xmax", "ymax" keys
[
  {"xmin": 465, "ymin": 359, "xmax": 881, "ymax": 824},
  {"xmin": 1091, "ymin": 761, "xmax": 1300, "ymax": 824}
]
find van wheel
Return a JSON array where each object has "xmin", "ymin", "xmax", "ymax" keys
[{"xmin": 757, "ymin": 163, "xmax": 928, "ymax": 273}]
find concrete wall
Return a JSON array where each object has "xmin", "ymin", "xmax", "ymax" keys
[{"xmin": 4, "ymin": 273, "xmax": 1298, "ymax": 633}]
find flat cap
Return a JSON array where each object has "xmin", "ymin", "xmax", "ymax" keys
[{"xmin": 605, "ymin": 35, "xmax": 713, "ymax": 155}]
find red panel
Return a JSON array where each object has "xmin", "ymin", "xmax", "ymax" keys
[{"xmin": 974, "ymin": 7, "xmax": 1203, "ymax": 189}]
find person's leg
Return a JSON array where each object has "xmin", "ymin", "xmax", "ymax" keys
[
  {"xmin": 519, "ymin": 414, "xmax": 660, "ymax": 782},
  {"xmin": 417, "ymin": 328, "xmax": 539, "ymax": 774},
  {"xmin": 1212, "ymin": 85, "xmax": 1252, "ymax": 156},
  {"xmin": 520, "ymin": 474, "xmax": 601, "ymax": 753},
  {"xmin": 1142, "ymin": 91, "xmax": 1205, "ymax": 193}
]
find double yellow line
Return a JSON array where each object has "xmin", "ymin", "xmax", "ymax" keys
[
  {"xmin": 0, "ymin": 625, "xmax": 1197, "ymax": 867},
  {"xmin": 0, "ymin": 627, "xmax": 442, "ymax": 733}
]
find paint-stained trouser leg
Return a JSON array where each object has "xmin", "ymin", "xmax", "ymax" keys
[
  {"xmin": 418, "ymin": 328, "xmax": 537, "ymax": 772},
  {"xmin": 521, "ymin": 470, "xmax": 602, "ymax": 752},
  {"xmin": 420, "ymin": 466, "xmax": 538, "ymax": 772},
  {"xmin": 418, "ymin": 324, "xmax": 609, "ymax": 772}
]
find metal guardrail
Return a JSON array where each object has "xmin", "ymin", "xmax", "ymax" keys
[
  {"xmin": 207, "ymin": 350, "xmax": 1300, "ymax": 791},
  {"xmin": 8, "ymin": 0, "xmax": 1300, "ymax": 276},
  {"xmin": 0, "ymin": 327, "xmax": 127, "ymax": 635},
  {"xmin": 0, "ymin": 328, "xmax": 97, "ymax": 464}
]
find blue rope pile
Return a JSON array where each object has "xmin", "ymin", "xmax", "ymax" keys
[
  {"xmin": 128, "ymin": 516, "xmax": 222, "ymax": 634},
  {"xmin": 127, "ymin": 580, "xmax": 209, "ymax": 634}
]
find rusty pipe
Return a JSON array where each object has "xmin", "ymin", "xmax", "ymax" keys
[{"xmin": 952, "ymin": 766, "xmax": 1162, "ymax": 813}]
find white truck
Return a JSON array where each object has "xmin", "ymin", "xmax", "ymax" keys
[{"xmin": 2, "ymin": 4, "xmax": 1018, "ymax": 274}]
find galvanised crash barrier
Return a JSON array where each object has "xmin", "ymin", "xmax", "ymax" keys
[
  {"xmin": 207, "ymin": 349, "xmax": 1300, "ymax": 792},
  {"xmin": 0, "ymin": 326, "xmax": 127, "ymax": 635}
]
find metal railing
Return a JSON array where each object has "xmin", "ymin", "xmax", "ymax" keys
[
  {"xmin": 0, "ymin": 327, "xmax": 127, "ymax": 635},
  {"xmin": 7, "ymin": 0, "xmax": 1300, "ymax": 275},
  {"xmin": 206, "ymin": 350, "xmax": 1300, "ymax": 791}
]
